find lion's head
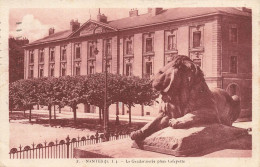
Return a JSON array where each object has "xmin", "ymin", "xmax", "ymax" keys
[{"xmin": 152, "ymin": 55, "xmax": 210, "ymax": 111}]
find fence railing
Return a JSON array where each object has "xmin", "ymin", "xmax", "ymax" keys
[{"xmin": 9, "ymin": 130, "xmax": 130, "ymax": 159}]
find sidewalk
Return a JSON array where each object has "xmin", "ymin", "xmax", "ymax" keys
[
  {"xmin": 11, "ymin": 109, "xmax": 252, "ymax": 130},
  {"xmin": 11, "ymin": 109, "xmax": 155, "ymax": 122}
]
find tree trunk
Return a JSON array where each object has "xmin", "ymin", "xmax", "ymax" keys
[
  {"xmin": 73, "ymin": 106, "xmax": 77, "ymax": 125},
  {"xmin": 29, "ymin": 108, "xmax": 32, "ymax": 122},
  {"xmin": 37, "ymin": 104, "xmax": 39, "ymax": 110},
  {"xmin": 141, "ymin": 104, "xmax": 144, "ymax": 116},
  {"xmin": 54, "ymin": 105, "xmax": 56, "ymax": 120},
  {"xmin": 99, "ymin": 108, "xmax": 102, "ymax": 124},
  {"xmin": 128, "ymin": 105, "xmax": 131, "ymax": 126},
  {"xmin": 48, "ymin": 105, "xmax": 52, "ymax": 124},
  {"xmin": 23, "ymin": 110, "xmax": 26, "ymax": 117},
  {"xmin": 122, "ymin": 103, "xmax": 125, "ymax": 115},
  {"xmin": 59, "ymin": 107, "xmax": 61, "ymax": 113},
  {"xmin": 106, "ymin": 106, "xmax": 109, "ymax": 125},
  {"xmin": 102, "ymin": 108, "xmax": 104, "ymax": 120}
]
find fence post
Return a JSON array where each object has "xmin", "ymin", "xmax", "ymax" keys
[
  {"xmin": 19, "ymin": 145, "xmax": 22, "ymax": 159},
  {"xmin": 95, "ymin": 131, "xmax": 99, "ymax": 143},
  {"xmin": 65, "ymin": 135, "xmax": 70, "ymax": 159}
]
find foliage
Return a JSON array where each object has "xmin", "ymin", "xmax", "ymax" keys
[{"xmin": 9, "ymin": 73, "xmax": 159, "ymax": 125}]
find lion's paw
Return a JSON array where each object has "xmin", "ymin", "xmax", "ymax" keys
[{"xmin": 169, "ymin": 119, "xmax": 185, "ymax": 129}]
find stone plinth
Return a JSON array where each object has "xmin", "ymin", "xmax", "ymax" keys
[
  {"xmin": 132, "ymin": 124, "xmax": 250, "ymax": 157},
  {"xmin": 74, "ymin": 135, "xmax": 251, "ymax": 158},
  {"xmin": 74, "ymin": 138, "xmax": 172, "ymax": 158}
]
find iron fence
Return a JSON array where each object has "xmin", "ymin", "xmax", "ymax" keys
[{"xmin": 9, "ymin": 130, "xmax": 130, "ymax": 159}]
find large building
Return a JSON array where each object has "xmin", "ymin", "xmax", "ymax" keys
[{"xmin": 23, "ymin": 8, "xmax": 252, "ymax": 118}]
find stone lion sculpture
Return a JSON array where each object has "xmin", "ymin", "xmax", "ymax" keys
[{"xmin": 130, "ymin": 55, "xmax": 240, "ymax": 141}]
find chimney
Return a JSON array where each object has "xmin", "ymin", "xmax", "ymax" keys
[
  {"xmin": 148, "ymin": 8, "xmax": 163, "ymax": 16},
  {"xmin": 129, "ymin": 8, "xmax": 138, "ymax": 17},
  {"xmin": 49, "ymin": 27, "xmax": 55, "ymax": 35},
  {"xmin": 97, "ymin": 9, "xmax": 108, "ymax": 23},
  {"xmin": 70, "ymin": 19, "xmax": 80, "ymax": 32}
]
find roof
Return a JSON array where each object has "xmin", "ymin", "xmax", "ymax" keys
[
  {"xmin": 108, "ymin": 7, "xmax": 251, "ymax": 30},
  {"xmin": 26, "ymin": 7, "xmax": 251, "ymax": 47},
  {"xmin": 29, "ymin": 30, "xmax": 72, "ymax": 45}
]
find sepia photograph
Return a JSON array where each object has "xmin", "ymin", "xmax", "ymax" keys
[{"xmin": 1, "ymin": 0, "xmax": 260, "ymax": 167}]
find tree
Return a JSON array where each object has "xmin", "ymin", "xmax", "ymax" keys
[
  {"xmin": 12, "ymin": 79, "xmax": 38, "ymax": 122},
  {"xmin": 37, "ymin": 77, "xmax": 62, "ymax": 124},
  {"xmin": 59, "ymin": 76, "xmax": 87, "ymax": 125},
  {"xmin": 86, "ymin": 73, "xmax": 124, "ymax": 125},
  {"xmin": 120, "ymin": 76, "xmax": 159, "ymax": 125}
]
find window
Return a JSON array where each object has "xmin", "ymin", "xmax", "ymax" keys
[
  {"xmin": 50, "ymin": 68, "xmax": 54, "ymax": 77},
  {"xmin": 39, "ymin": 65, "xmax": 44, "ymax": 78},
  {"xmin": 230, "ymin": 56, "xmax": 237, "ymax": 73},
  {"xmin": 193, "ymin": 31, "xmax": 201, "ymax": 48},
  {"xmin": 146, "ymin": 62, "xmax": 153, "ymax": 77},
  {"xmin": 60, "ymin": 63, "xmax": 66, "ymax": 76},
  {"xmin": 61, "ymin": 45, "xmax": 67, "ymax": 61},
  {"xmin": 75, "ymin": 67, "xmax": 80, "ymax": 75},
  {"xmin": 106, "ymin": 64, "xmax": 110, "ymax": 73},
  {"xmin": 88, "ymin": 41, "xmax": 97, "ymax": 58},
  {"xmin": 89, "ymin": 65, "xmax": 94, "ymax": 74},
  {"xmin": 190, "ymin": 25, "xmax": 204, "ymax": 49},
  {"xmin": 126, "ymin": 41, "xmax": 133, "ymax": 55},
  {"xmin": 29, "ymin": 50, "xmax": 34, "ymax": 64},
  {"xmin": 39, "ymin": 49, "xmax": 44, "ymax": 63},
  {"xmin": 89, "ymin": 45, "xmax": 94, "ymax": 58},
  {"xmin": 88, "ymin": 60, "xmax": 96, "ymax": 74},
  {"xmin": 61, "ymin": 68, "xmax": 66, "ymax": 76},
  {"xmin": 146, "ymin": 38, "xmax": 153, "ymax": 52},
  {"xmin": 230, "ymin": 25, "xmax": 238, "ymax": 43},
  {"xmin": 49, "ymin": 48, "xmax": 55, "ymax": 62},
  {"xmin": 168, "ymin": 35, "xmax": 176, "ymax": 50},
  {"xmin": 74, "ymin": 62, "xmax": 81, "ymax": 76},
  {"xmin": 49, "ymin": 64, "xmax": 55, "ymax": 77},
  {"xmin": 29, "ymin": 66, "xmax": 34, "ymax": 78},
  {"xmin": 125, "ymin": 63, "xmax": 132, "ymax": 76},
  {"xmin": 75, "ymin": 44, "xmax": 81, "ymax": 59},
  {"xmin": 104, "ymin": 39, "xmax": 112, "ymax": 57}
]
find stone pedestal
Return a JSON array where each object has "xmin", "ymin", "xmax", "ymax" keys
[
  {"xmin": 74, "ymin": 138, "xmax": 172, "ymax": 158},
  {"xmin": 74, "ymin": 135, "xmax": 251, "ymax": 158}
]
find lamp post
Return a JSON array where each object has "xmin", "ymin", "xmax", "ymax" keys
[
  {"xmin": 93, "ymin": 44, "xmax": 109, "ymax": 141},
  {"xmin": 103, "ymin": 49, "xmax": 109, "ymax": 141}
]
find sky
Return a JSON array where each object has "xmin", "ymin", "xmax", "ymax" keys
[{"xmin": 9, "ymin": 8, "xmax": 148, "ymax": 42}]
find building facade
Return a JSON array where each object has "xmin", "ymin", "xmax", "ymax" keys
[{"xmin": 24, "ymin": 8, "xmax": 252, "ymax": 118}]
